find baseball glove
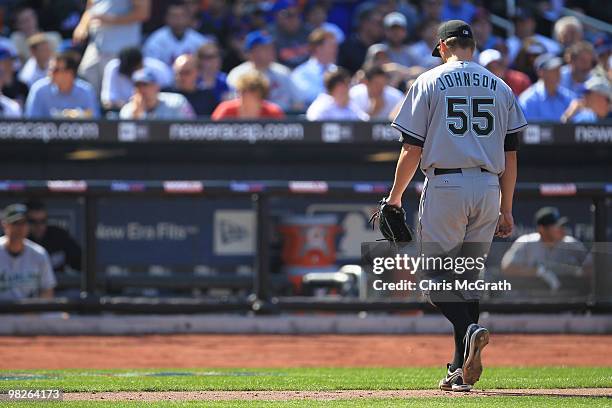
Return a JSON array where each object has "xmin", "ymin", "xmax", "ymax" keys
[{"xmin": 369, "ymin": 198, "xmax": 414, "ymax": 243}]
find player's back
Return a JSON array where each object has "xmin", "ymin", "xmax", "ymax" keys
[
  {"xmin": 425, "ymin": 60, "xmax": 515, "ymax": 138},
  {"xmin": 396, "ymin": 60, "xmax": 523, "ymax": 174}
]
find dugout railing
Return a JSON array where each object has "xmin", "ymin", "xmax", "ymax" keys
[{"xmin": 0, "ymin": 179, "xmax": 610, "ymax": 314}]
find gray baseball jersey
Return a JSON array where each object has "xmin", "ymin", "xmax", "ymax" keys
[
  {"xmin": 0, "ymin": 237, "xmax": 56, "ymax": 300},
  {"xmin": 391, "ymin": 60, "xmax": 527, "ymax": 175}
]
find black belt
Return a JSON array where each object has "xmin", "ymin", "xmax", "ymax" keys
[{"xmin": 434, "ymin": 168, "xmax": 490, "ymax": 175}]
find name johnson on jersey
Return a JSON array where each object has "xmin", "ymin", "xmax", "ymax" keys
[{"xmin": 437, "ymin": 72, "xmax": 498, "ymax": 91}]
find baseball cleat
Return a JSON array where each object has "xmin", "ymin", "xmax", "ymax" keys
[
  {"xmin": 462, "ymin": 323, "xmax": 490, "ymax": 385},
  {"xmin": 439, "ymin": 364, "xmax": 472, "ymax": 392}
]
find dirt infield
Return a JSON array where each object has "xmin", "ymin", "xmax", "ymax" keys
[
  {"xmin": 63, "ymin": 388, "xmax": 612, "ymax": 401},
  {"xmin": 2, "ymin": 334, "xmax": 611, "ymax": 370}
]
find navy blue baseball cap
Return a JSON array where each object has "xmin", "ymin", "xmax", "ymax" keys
[
  {"xmin": 244, "ymin": 30, "xmax": 273, "ymax": 52},
  {"xmin": 432, "ymin": 20, "xmax": 474, "ymax": 57},
  {"xmin": 132, "ymin": 68, "xmax": 157, "ymax": 85}
]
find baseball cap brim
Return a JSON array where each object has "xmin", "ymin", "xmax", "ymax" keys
[{"xmin": 432, "ymin": 43, "xmax": 441, "ymax": 57}]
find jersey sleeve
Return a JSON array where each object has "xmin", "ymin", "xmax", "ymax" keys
[
  {"xmin": 506, "ymin": 96, "xmax": 528, "ymax": 133},
  {"xmin": 391, "ymin": 79, "xmax": 429, "ymax": 143}
]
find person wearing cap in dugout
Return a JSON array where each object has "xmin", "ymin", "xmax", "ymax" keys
[
  {"xmin": 518, "ymin": 53, "xmax": 577, "ymax": 122},
  {"xmin": 119, "ymin": 67, "xmax": 195, "ymax": 119},
  {"xmin": 501, "ymin": 207, "xmax": 591, "ymax": 292},
  {"xmin": 0, "ymin": 204, "xmax": 56, "ymax": 300},
  {"xmin": 561, "ymin": 76, "xmax": 612, "ymax": 123}
]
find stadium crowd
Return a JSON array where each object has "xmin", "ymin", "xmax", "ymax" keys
[{"xmin": 0, "ymin": 0, "xmax": 609, "ymax": 122}]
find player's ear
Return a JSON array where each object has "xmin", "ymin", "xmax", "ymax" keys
[{"xmin": 439, "ymin": 39, "xmax": 447, "ymax": 57}]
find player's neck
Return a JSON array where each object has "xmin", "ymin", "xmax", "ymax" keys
[{"xmin": 444, "ymin": 52, "xmax": 472, "ymax": 63}]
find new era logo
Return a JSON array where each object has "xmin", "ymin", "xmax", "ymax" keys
[{"xmin": 463, "ymin": 30, "xmax": 469, "ymax": 35}]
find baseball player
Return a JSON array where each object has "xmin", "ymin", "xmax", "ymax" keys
[{"xmin": 386, "ymin": 20, "xmax": 527, "ymax": 391}]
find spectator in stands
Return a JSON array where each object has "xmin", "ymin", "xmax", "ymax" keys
[
  {"xmin": 349, "ymin": 65, "xmax": 403, "ymax": 120},
  {"xmin": 360, "ymin": 43, "xmax": 423, "ymax": 90},
  {"xmin": 10, "ymin": 6, "xmax": 61, "ymax": 63},
  {"xmin": 304, "ymin": 1, "xmax": 345, "ymax": 44},
  {"xmin": 101, "ymin": 47, "xmax": 174, "ymax": 111},
  {"xmin": 269, "ymin": 0, "xmax": 311, "ymax": 69},
  {"xmin": 167, "ymin": 54, "xmax": 218, "ymax": 116},
  {"xmin": 513, "ymin": 39, "xmax": 547, "ymax": 83},
  {"xmin": 591, "ymin": 36, "xmax": 612, "ymax": 82},
  {"xmin": 406, "ymin": 19, "xmax": 441, "ymax": 70},
  {"xmin": 143, "ymin": 1, "xmax": 211, "ymax": 68},
  {"xmin": 501, "ymin": 207, "xmax": 590, "ymax": 293},
  {"xmin": 506, "ymin": 8, "xmax": 561, "ymax": 65},
  {"xmin": 339, "ymin": 4, "xmax": 384, "ymax": 74},
  {"xmin": 418, "ymin": 0, "xmax": 443, "ymax": 21},
  {"xmin": 306, "ymin": 67, "xmax": 369, "ymax": 121},
  {"xmin": 0, "ymin": 203, "xmax": 56, "ymax": 300},
  {"xmin": 519, "ymin": 53, "xmax": 576, "ymax": 122},
  {"xmin": 26, "ymin": 200, "xmax": 81, "ymax": 275},
  {"xmin": 561, "ymin": 76, "xmax": 612, "ymax": 123},
  {"xmin": 291, "ymin": 28, "xmax": 338, "ymax": 106},
  {"xmin": 479, "ymin": 49, "xmax": 531, "ymax": 96},
  {"xmin": 363, "ymin": 43, "xmax": 392, "ymax": 68},
  {"xmin": 119, "ymin": 67, "xmax": 195, "ymax": 119},
  {"xmin": 74, "ymin": 0, "xmax": 151, "ymax": 94},
  {"xmin": 441, "ymin": 0, "xmax": 475, "ymax": 22},
  {"xmin": 25, "ymin": 51, "xmax": 100, "ymax": 118},
  {"xmin": 377, "ymin": 0, "xmax": 420, "ymax": 39},
  {"xmin": 0, "ymin": 77, "xmax": 21, "ymax": 117},
  {"xmin": 471, "ymin": 8, "xmax": 503, "ymax": 52},
  {"xmin": 17, "ymin": 33, "xmax": 54, "ymax": 87},
  {"xmin": 211, "ymin": 70, "xmax": 284, "ymax": 120},
  {"xmin": 553, "ymin": 16, "xmax": 583, "ymax": 51},
  {"xmin": 227, "ymin": 30, "xmax": 300, "ymax": 112},
  {"xmin": 196, "ymin": 42, "xmax": 229, "ymax": 107},
  {"xmin": 0, "ymin": 47, "xmax": 28, "ymax": 106},
  {"xmin": 382, "ymin": 12, "xmax": 411, "ymax": 67},
  {"xmin": 560, "ymin": 41, "xmax": 595, "ymax": 96}
]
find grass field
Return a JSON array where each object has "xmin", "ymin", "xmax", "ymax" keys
[
  {"xmin": 1, "ymin": 367, "xmax": 611, "ymax": 407},
  {"xmin": 2, "ymin": 397, "xmax": 611, "ymax": 407},
  {"xmin": 1, "ymin": 367, "xmax": 611, "ymax": 391}
]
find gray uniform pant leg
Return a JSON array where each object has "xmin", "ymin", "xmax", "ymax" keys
[{"xmin": 417, "ymin": 167, "xmax": 500, "ymax": 301}]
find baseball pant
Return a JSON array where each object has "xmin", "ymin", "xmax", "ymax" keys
[{"xmin": 418, "ymin": 166, "xmax": 500, "ymax": 302}]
